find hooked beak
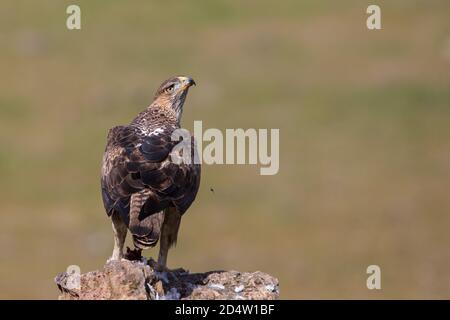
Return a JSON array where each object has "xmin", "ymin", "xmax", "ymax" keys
[{"xmin": 178, "ymin": 76, "xmax": 196, "ymax": 91}]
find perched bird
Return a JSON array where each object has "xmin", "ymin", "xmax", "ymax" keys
[{"xmin": 101, "ymin": 76, "xmax": 200, "ymax": 270}]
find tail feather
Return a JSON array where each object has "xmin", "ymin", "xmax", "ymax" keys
[
  {"xmin": 133, "ymin": 233, "xmax": 159, "ymax": 249},
  {"xmin": 129, "ymin": 191, "xmax": 165, "ymax": 250}
]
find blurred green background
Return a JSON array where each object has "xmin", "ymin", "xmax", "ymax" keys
[{"xmin": 1, "ymin": 0, "xmax": 449, "ymax": 299}]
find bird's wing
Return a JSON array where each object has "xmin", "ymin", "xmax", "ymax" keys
[{"xmin": 101, "ymin": 125, "xmax": 201, "ymax": 225}]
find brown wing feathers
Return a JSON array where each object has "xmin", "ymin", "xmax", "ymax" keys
[{"xmin": 101, "ymin": 125, "xmax": 200, "ymax": 249}]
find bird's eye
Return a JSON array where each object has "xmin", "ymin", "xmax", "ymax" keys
[{"xmin": 165, "ymin": 85, "xmax": 175, "ymax": 93}]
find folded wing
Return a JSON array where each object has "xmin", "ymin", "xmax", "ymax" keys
[{"xmin": 101, "ymin": 125, "xmax": 201, "ymax": 226}]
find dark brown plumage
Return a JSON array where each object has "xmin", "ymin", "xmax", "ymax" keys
[{"xmin": 101, "ymin": 76, "xmax": 200, "ymax": 269}]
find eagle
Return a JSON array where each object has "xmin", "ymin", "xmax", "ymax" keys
[{"xmin": 100, "ymin": 76, "xmax": 200, "ymax": 270}]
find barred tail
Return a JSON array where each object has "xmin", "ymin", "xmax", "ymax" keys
[
  {"xmin": 129, "ymin": 190, "xmax": 165, "ymax": 250},
  {"xmin": 133, "ymin": 233, "xmax": 159, "ymax": 249},
  {"xmin": 130, "ymin": 210, "xmax": 164, "ymax": 249}
]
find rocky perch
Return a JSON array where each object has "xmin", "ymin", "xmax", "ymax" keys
[{"xmin": 55, "ymin": 259, "xmax": 279, "ymax": 300}]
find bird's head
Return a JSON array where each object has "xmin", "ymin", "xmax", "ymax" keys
[{"xmin": 152, "ymin": 76, "xmax": 196, "ymax": 119}]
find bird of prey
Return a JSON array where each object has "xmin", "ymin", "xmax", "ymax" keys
[{"xmin": 100, "ymin": 76, "xmax": 200, "ymax": 270}]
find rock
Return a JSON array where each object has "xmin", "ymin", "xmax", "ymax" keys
[{"xmin": 55, "ymin": 259, "xmax": 279, "ymax": 300}]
